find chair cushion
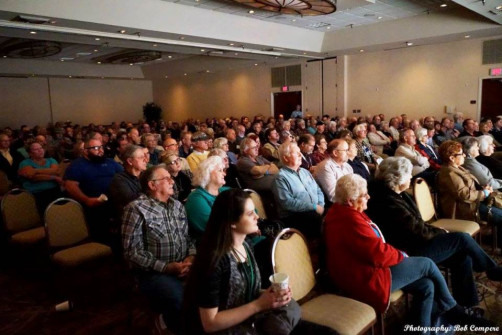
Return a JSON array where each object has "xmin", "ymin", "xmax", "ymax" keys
[
  {"xmin": 52, "ymin": 242, "xmax": 112, "ymax": 267},
  {"xmin": 10, "ymin": 227, "xmax": 45, "ymax": 245},
  {"xmin": 431, "ymin": 219, "xmax": 480, "ymax": 236},
  {"xmin": 389, "ymin": 289, "xmax": 403, "ymax": 303},
  {"xmin": 301, "ymin": 294, "xmax": 376, "ymax": 335}
]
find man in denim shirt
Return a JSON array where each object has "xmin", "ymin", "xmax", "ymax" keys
[{"xmin": 272, "ymin": 142, "xmax": 324, "ymax": 238}]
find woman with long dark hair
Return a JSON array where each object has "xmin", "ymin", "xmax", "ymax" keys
[{"xmin": 183, "ymin": 189, "xmax": 300, "ymax": 334}]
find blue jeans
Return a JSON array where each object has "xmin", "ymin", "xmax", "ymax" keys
[
  {"xmin": 137, "ymin": 271, "xmax": 184, "ymax": 333},
  {"xmin": 391, "ymin": 257, "xmax": 457, "ymax": 331},
  {"xmin": 479, "ymin": 202, "xmax": 502, "ymax": 242},
  {"xmin": 415, "ymin": 232, "xmax": 496, "ymax": 307}
]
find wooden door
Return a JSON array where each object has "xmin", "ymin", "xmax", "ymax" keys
[{"xmin": 481, "ymin": 78, "xmax": 502, "ymax": 120}]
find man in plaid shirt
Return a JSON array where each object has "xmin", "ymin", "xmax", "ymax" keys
[{"xmin": 122, "ymin": 164, "xmax": 195, "ymax": 333}]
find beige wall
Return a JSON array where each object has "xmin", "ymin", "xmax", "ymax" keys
[
  {"xmin": 344, "ymin": 36, "xmax": 502, "ymax": 121},
  {"xmin": 0, "ymin": 77, "xmax": 152, "ymax": 128}
]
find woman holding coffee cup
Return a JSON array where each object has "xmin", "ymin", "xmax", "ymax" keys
[{"xmin": 183, "ymin": 189, "xmax": 300, "ymax": 334}]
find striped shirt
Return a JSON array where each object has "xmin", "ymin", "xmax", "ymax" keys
[{"xmin": 122, "ymin": 194, "xmax": 196, "ymax": 272}]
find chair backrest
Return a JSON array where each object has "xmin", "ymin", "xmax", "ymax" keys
[
  {"xmin": 0, "ymin": 170, "xmax": 9, "ymax": 196},
  {"xmin": 44, "ymin": 198, "xmax": 89, "ymax": 248},
  {"xmin": 1, "ymin": 188, "xmax": 41, "ymax": 233},
  {"xmin": 271, "ymin": 228, "xmax": 315, "ymax": 301},
  {"xmin": 244, "ymin": 189, "xmax": 267, "ymax": 219},
  {"xmin": 413, "ymin": 177, "xmax": 435, "ymax": 222}
]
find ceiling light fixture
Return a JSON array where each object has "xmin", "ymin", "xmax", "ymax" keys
[
  {"xmin": 184, "ymin": 73, "xmax": 187, "ymax": 76},
  {"xmin": 359, "ymin": 49, "xmax": 364, "ymax": 52},
  {"xmin": 327, "ymin": 26, "xmax": 331, "ymax": 29},
  {"xmin": 49, "ymin": 21, "xmax": 57, "ymax": 24},
  {"xmin": 29, "ymin": 31, "xmax": 37, "ymax": 34},
  {"xmin": 406, "ymin": 42, "xmax": 413, "ymax": 46},
  {"xmin": 201, "ymin": 49, "xmax": 205, "ymax": 52},
  {"xmin": 292, "ymin": 19, "xmax": 296, "ymax": 22},
  {"xmin": 235, "ymin": 0, "xmax": 335, "ymax": 15},
  {"xmin": 377, "ymin": 16, "xmax": 383, "ymax": 19},
  {"xmin": 129, "ymin": 63, "xmax": 134, "ymax": 65},
  {"xmin": 119, "ymin": 30, "xmax": 126, "ymax": 34},
  {"xmin": 95, "ymin": 37, "xmax": 100, "ymax": 41},
  {"xmin": 465, "ymin": 35, "xmax": 471, "ymax": 38},
  {"xmin": 97, "ymin": 61, "xmax": 102, "ymax": 64},
  {"xmin": 168, "ymin": 55, "xmax": 172, "ymax": 58},
  {"xmin": 254, "ymin": 63, "xmax": 258, "ymax": 66},
  {"xmin": 94, "ymin": 49, "xmax": 99, "ymax": 52},
  {"xmin": 496, "ymin": 5, "xmax": 502, "ymax": 10},
  {"xmin": 440, "ymin": 4, "xmax": 447, "ymax": 7},
  {"xmin": 153, "ymin": 44, "xmax": 158, "ymax": 47},
  {"xmin": 229, "ymin": 43, "xmax": 234, "ymax": 46}
]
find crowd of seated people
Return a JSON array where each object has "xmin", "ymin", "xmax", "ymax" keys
[{"xmin": 1, "ymin": 111, "xmax": 502, "ymax": 333}]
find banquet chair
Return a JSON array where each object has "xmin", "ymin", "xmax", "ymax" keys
[
  {"xmin": 272, "ymin": 228, "xmax": 376, "ymax": 335},
  {"xmin": 1, "ymin": 188, "xmax": 45, "ymax": 247},
  {"xmin": 413, "ymin": 178, "xmax": 480, "ymax": 238},
  {"xmin": 244, "ymin": 188, "xmax": 267, "ymax": 219}
]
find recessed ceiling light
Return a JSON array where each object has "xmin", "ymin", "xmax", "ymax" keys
[
  {"xmin": 248, "ymin": 10, "xmax": 254, "ymax": 14},
  {"xmin": 229, "ymin": 43, "xmax": 234, "ymax": 46},
  {"xmin": 377, "ymin": 16, "xmax": 383, "ymax": 20},
  {"xmin": 153, "ymin": 44, "xmax": 157, "ymax": 47},
  {"xmin": 168, "ymin": 55, "xmax": 172, "ymax": 59},
  {"xmin": 327, "ymin": 26, "xmax": 331, "ymax": 29},
  {"xmin": 60, "ymin": 59, "xmax": 64, "ymax": 62},
  {"xmin": 29, "ymin": 31, "xmax": 37, "ymax": 34},
  {"xmin": 97, "ymin": 61, "xmax": 102, "ymax": 64},
  {"xmin": 206, "ymin": 70, "xmax": 210, "ymax": 73},
  {"xmin": 179, "ymin": 36, "xmax": 185, "ymax": 40},
  {"xmin": 303, "ymin": 52, "xmax": 307, "ymax": 55},
  {"xmin": 254, "ymin": 63, "xmax": 258, "ymax": 66},
  {"xmin": 68, "ymin": 76, "xmax": 72, "ymax": 78},
  {"xmin": 119, "ymin": 30, "xmax": 126, "ymax": 34},
  {"xmin": 275, "ymin": 56, "xmax": 279, "ymax": 59},
  {"xmin": 465, "ymin": 35, "xmax": 471, "ymax": 38},
  {"xmin": 497, "ymin": 5, "xmax": 502, "ymax": 10},
  {"xmin": 234, "ymin": 53, "xmax": 239, "ymax": 56},
  {"xmin": 2, "ymin": 55, "xmax": 7, "ymax": 58},
  {"xmin": 94, "ymin": 49, "xmax": 99, "ymax": 52},
  {"xmin": 95, "ymin": 38, "xmax": 101, "ymax": 41},
  {"xmin": 440, "ymin": 4, "xmax": 447, "ymax": 7},
  {"xmin": 406, "ymin": 42, "xmax": 413, "ymax": 46},
  {"xmin": 49, "ymin": 20, "xmax": 56, "ymax": 24},
  {"xmin": 359, "ymin": 49, "xmax": 364, "ymax": 52},
  {"xmin": 292, "ymin": 19, "xmax": 296, "ymax": 22},
  {"xmin": 165, "ymin": 75, "xmax": 168, "ymax": 78},
  {"xmin": 201, "ymin": 49, "xmax": 205, "ymax": 52},
  {"xmin": 184, "ymin": 73, "xmax": 187, "ymax": 76},
  {"xmin": 129, "ymin": 63, "xmax": 134, "ymax": 66}
]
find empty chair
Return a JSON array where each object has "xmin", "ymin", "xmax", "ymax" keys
[
  {"xmin": 272, "ymin": 228, "xmax": 376, "ymax": 335},
  {"xmin": 413, "ymin": 178, "xmax": 480, "ymax": 237},
  {"xmin": 1, "ymin": 188, "xmax": 45, "ymax": 246},
  {"xmin": 44, "ymin": 198, "xmax": 112, "ymax": 267}
]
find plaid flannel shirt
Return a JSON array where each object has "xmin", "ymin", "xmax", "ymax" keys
[{"xmin": 122, "ymin": 194, "xmax": 196, "ymax": 272}]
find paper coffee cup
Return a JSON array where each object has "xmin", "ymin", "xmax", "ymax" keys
[
  {"xmin": 98, "ymin": 194, "xmax": 108, "ymax": 202},
  {"xmin": 269, "ymin": 273, "xmax": 289, "ymax": 292},
  {"xmin": 55, "ymin": 300, "xmax": 73, "ymax": 312}
]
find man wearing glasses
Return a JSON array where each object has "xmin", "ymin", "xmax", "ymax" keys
[
  {"xmin": 64, "ymin": 137, "xmax": 123, "ymax": 243},
  {"xmin": 315, "ymin": 139, "xmax": 353, "ymax": 205},
  {"xmin": 122, "ymin": 165, "xmax": 195, "ymax": 334}
]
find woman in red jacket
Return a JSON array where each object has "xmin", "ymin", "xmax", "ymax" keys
[{"xmin": 324, "ymin": 174, "xmax": 490, "ymax": 330}]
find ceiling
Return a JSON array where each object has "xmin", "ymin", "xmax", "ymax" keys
[{"xmin": 0, "ymin": 0, "xmax": 501, "ymax": 79}]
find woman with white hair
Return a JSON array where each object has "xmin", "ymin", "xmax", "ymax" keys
[
  {"xmin": 353, "ymin": 123, "xmax": 380, "ymax": 172},
  {"xmin": 208, "ymin": 148, "xmax": 240, "ymax": 189},
  {"xmin": 461, "ymin": 137, "xmax": 501, "ymax": 190},
  {"xmin": 476, "ymin": 135, "xmax": 502, "ymax": 180},
  {"xmin": 367, "ymin": 156, "xmax": 502, "ymax": 312},
  {"xmin": 325, "ymin": 173, "xmax": 486, "ymax": 329},
  {"xmin": 185, "ymin": 155, "xmax": 230, "ymax": 242},
  {"xmin": 213, "ymin": 137, "xmax": 237, "ymax": 165},
  {"xmin": 415, "ymin": 127, "xmax": 441, "ymax": 170}
]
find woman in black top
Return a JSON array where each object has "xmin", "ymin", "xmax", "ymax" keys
[{"xmin": 183, "ymin": 189, "xmax": 298, "ymax": 335}]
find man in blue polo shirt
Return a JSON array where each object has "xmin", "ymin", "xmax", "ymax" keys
[{"xmin": 65, "ymin": 137, "xmax": 123, "ymax": 243}]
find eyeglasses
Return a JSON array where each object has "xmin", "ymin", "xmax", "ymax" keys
[
  {"xmin": 168, "ymin": 158, "xmax": 181, "ymax": 165},
  {"xmin": 85, "ymin": 145, "xmax": 103, "ymax": 150},
  {"xmin": 453, "ymin": 152, "xmax": 465, "ymax": 157},
  {"xmin": 152, "ymin": 176, "xmax": 172, "ymax": 183}
]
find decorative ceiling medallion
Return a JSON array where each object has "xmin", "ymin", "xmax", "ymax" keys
[
  {"xmin": 0, "ymin": 39, "xmax": 62, "ymax": 58},
  {"xmin": 92, "ymin": 50, "xmax": 162, "ymax": 64},
  {"xmin": 233, "ymin": 0, "xmax": 336, "ymax": 15}
]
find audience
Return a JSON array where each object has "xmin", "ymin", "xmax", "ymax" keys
[
  {"xmin": 122, "ymin": 165, "xmax": 195, "ymax": 334},
  {"xmin": 183, "ymin": 189, "xmax": 300, "ymax": 334},
  {"xmin": 187, "ymin": 131, "xmax": 210, "ymax": 172},
  {"xmin": 272, "ymin": 142, "xmax": 324, "ymax": 238},
  {"xmin": 311, "ymin": 134, "xmax": 328, "ymax": 165},
  {"xmin": 438, "ymin": 141, "xmax": 502, "ymax": 244},
  {"xmin": 367, "ymin": 157, "xmax": 502, "ymax": 311},
  {"xmin": 161, "ymin": 152, "xmax": 192, "ymax": 202},
  {"xmin": 346, "ymin": 139, "xmax": 370, "ymax": 182},
  {"xmin": 297, "ymin": 133, "xmax": 315, "ymax": 171},
  {"xmin": 462, "ymin": 137, "xmax": 501, "ymax": 190},
  {"xmin": 324, "ymin": 174, "xmax": 491, "ymax": 329}
]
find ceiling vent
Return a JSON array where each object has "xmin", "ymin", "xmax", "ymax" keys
[{"xmin": 12, "ymin": 15, "xmax": 51, "ymax": 24}]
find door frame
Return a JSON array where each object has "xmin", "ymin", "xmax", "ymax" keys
[
  {"xmin": 477, "ymin": 75, "xmax": 502, "ymax": 120},
  {"xmin": 270, "ymin": 90, "xmax": 303, "ymax": 118}
]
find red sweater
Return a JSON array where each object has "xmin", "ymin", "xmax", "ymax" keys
[{"xmin": 324, "ymin": 203, "xmax": 404, "ymax": 312}]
